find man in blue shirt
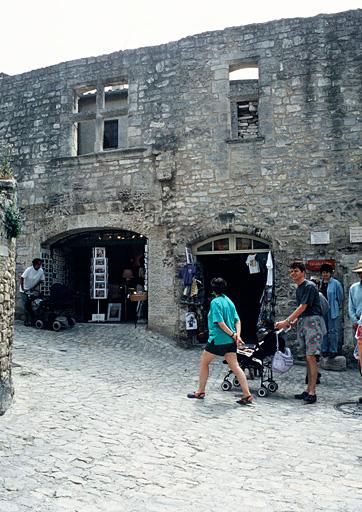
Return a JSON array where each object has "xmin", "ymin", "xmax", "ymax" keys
[
  {"xmin": 348, "ymin": 259, "xmax": 362, "ymax": 329},
  {"xmin": 319, "ymin": 263, "xmax": 344, "ymax": 358}
]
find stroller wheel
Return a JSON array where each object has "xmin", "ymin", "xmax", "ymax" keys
[
  {"xmin": 221, "ymin": 380, "xmax": 232, "ymax": 391},
  {"xmin": 233, "ymin": 377, "xmax": 240, "ymax": 388},
  {"xmin": 257, "ymin": 387, "xmax": 268, "ymax": 398},
  {"xmin": 68, "ymin": 317, "xmax": 76, "ymax": 327},
  {"xmin": 52, "ymin": 320, "xmax": 62, "ymax": 332},
  {"xmin": 35, "ymin": 319, "xmax": 44, "ymax": 329},
  {"xmin": 267, "ymin": 382, "xmax": 278, "ymax": 393}
]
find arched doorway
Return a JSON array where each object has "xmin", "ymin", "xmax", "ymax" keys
[
  {"xmin": 41, "ymin": 229, "xmax": 148, "ymax": 323},
  {"xmin": 193, "ymin": 234, "xmax": 271, "ymax": 343}
]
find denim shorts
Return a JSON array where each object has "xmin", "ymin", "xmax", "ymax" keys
[{"xmin": 205, "ymin": 340, "xmax": 237, "ymax": 356}]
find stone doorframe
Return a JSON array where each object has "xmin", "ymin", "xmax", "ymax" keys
[{"xmin": 16, "ymin": 213, "xmax": 179, "ymax": 338}]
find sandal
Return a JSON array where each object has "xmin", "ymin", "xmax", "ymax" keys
[
  {"xmin": 187, "ymin": 391, "xmax": 205, "ymax": 399},
  {"xmin": 236, "ymin": 395, "xmax": 254, "ymax": 406}
]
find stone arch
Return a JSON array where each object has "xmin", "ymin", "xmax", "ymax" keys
[
  {"xmin": 182, "ymin": 221, "xmax": 275, "ymax": 250},
  {"xmin": 38, "ymin": 212, "xmax": 152, "ymax": 248}
]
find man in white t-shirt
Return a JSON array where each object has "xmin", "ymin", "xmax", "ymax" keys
[{"xmin": 20, "ymin": 258, "xmax": 45, "ymax": 325}]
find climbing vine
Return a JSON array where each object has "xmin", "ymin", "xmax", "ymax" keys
[{"xmin": 4, "ymin": 204, "xmax": 22, "ymax": 239}]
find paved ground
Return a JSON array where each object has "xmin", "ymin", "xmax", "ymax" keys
[{"xmin": 1, "ymin": 322, "xmax": 361, "ymax": 512}]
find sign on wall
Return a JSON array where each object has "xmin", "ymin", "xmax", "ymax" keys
[
  {"xmin": 306, "ymin": 259, "xmax": 336, "ymax": 271},
  {"xmin": 310, "ymin": 231, "xmax": 330, "ymax": 245},
  {"xmin": 350, "ymin": 227, "xmax": 362, "ymax": 243}
]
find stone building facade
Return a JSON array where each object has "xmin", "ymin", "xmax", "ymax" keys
[
  {"xmin": 0, "ymin": 180, "xmax": 16, "ymax": 415},
  {"xmin": 0, "ymin": 10, "xmax": 361, "ymax": 349}
]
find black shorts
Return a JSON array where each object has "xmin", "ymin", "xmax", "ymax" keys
[{"xmin": 205, "ymin": 340, "xmax": 237, "ymax": 356}]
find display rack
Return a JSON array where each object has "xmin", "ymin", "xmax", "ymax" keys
[{"xmin": 90, "ymin": 247, "xmax": 108, "ymax": 321}]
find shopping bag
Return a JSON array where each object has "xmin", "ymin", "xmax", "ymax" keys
[
  {"xmin": 272, "ymin": 331, "xmax": 293, "ymax": 373},
  {"xmin": 272, "ymin": 347, "xmax": 294, "ymax": 373}
]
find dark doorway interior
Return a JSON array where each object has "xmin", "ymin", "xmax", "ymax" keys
[
  {"xmin": 49, "ymin": 230, "xmax": 146, "ymax": 322},
  {"xmin": 197, "ymin": 253, "xmax": 267, "ymax": 343}
]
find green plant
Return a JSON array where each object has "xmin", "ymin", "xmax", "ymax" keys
[
  {"xmin": 4, "ymin": 204, "xmax": 22, "ymax": 239},
  {"xmin": 0, "ymin": 143, "xmax": 13, "ymax": 179}
]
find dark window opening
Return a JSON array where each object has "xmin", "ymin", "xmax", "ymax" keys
[
  {"xmin": 237, "ymin": 101, "xmax": 258, "ymax": 139},
  {"xmin": 103, "ymin": 120, "xmax": 119, "ymax": 150}
]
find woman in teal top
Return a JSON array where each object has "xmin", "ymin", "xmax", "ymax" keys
[{"xmin": 187, "ymin": 278, "xmax": 253, "ymax": 405}]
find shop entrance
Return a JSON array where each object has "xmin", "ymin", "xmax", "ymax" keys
[
  {"xmin": 42, "ymin": 229, "xmax": 147, "ymax": 323},
  {"xmin": 194, "ymin": 234, "xmax": 271, "ymax": 343}
]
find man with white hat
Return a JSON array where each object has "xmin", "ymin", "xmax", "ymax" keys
[{"xmin": 348, "ymin": 259, "xmax": 362, "ymax": 329}]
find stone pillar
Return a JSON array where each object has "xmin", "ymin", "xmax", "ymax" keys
[
  {"xmin": 0, "ymin": 179, "xmax": 16, "ymax": 415},
  {"xmin": 147, "ymin": 226, "xmax": 179, "ymax": 338}
]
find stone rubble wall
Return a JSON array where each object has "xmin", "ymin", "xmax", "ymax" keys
[
  {"xmin": 0, "ymin": 9, "xmax": 361, "ymax": 344},
  {"xmin": 0, "ymin": 180, "xmax": 16, "ymax": 415}
]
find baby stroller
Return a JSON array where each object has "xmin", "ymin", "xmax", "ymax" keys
[
  {"xmin": 221, "ymin": 328, "xmax": 288, "ymax": 397},
  {"xmin": 31, "ymin": 283, "xmax": 76, "ymax": 331}
]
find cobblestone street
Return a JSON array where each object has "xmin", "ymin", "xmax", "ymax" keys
[{"xmin": 1, "ymin": 322, "xmax": 361, "ymax": 512}]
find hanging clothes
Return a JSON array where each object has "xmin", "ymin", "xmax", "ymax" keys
[
  {"xmin": 246, "ymin": 254, "xmax": 260, "ymax": 274},
  {"xmin": 257, "ymin": 252, "xmax": 276, "ymax": 328},
  {"xmin": 266, "ymin": 251, "xmax": 274, "ymax": 286},
  {"xmin": 178, "ymin": 263, "xmax": 196, "ymax": 286},
  {"xmin": 190, "ymin": 278, "xmax": 199, "ymax": 297}
]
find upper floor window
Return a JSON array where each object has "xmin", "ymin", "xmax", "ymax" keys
[
  {"xmin": 229, "ymin": 63, "xmax": 259, "ymax": 140},
  {"xmin": 72, "ymin": 82, "xmax": 129, "ymax": 156}
]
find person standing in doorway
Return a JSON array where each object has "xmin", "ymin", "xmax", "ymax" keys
[
  {"xmin": 319, "ymin": 263, "xmax": 344, "ymax": 358},
  {"xmin": 187, "ymin": 277, "xmax": 254, "ymax": 406},
  {"xmin": 275, "ymin": 261, "xmax": 323, "ymax": 405},
  {"xmin": 19, "ymin": 258, "xmax": 45, "ymax": 326},
  {"xmin": 348, "ymin": 259, "xmax": 362, "ymax": 331}
]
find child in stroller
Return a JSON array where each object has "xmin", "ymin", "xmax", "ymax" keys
[
  {"xmin": 30, "ymin": 283, "xmax": 76, "ymax": 331},
  {"xmin": 221, "ymin": 327, "xmax": 288, "ymax": 397}
]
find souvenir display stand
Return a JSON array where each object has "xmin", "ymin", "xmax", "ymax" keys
[{"xmin": 90, "ymin": 247, "xmax": 108, "ymax": 322}]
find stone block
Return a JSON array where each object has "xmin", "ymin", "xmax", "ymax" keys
[{"xmin": 320, "ymin": 356, "xmax": 347, "ymax": 371}]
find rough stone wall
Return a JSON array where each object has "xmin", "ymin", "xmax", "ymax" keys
[
  {"xmin": 0, "ymin": 9, "xmax": 361, "ymax": 343},
  {"xmin": 0, "ymin": 180, "xmax": 16, "ymax": 415}
]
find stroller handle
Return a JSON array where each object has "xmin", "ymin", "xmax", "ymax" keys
[{"xmin": 276, "ymin": 327, "xmax": 291, "ymax": 335}]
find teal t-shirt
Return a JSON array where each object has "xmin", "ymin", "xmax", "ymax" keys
[{"xmin": 207, "ymin": 294, "xmax": 240, "ymax": 345}]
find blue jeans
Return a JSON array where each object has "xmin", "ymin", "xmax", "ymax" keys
[
  {"xmin": 321, "ymin": 313, "xmax": 339, "ymax": 354},
  {"xmin": 21, "ymin": 292, "xmax": 32, "ymax": 325}
]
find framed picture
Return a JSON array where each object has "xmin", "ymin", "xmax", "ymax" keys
[
  {"xmin": 95, "ymin": 266, "xmax": 106, "ymax": 274},
  {"xmin": 107, "ymin": 303, "xmax": 122, "ymax": 321},
  {"xmin": 95, "ymin": 282, "xmax": 105, "ymax": 289},
  {"xmin": 93, "ymin": 247, "xmax": 106, "ymax": 258},
  {"xmin": 95, "ymin": 274, "xmax": 106, "ymax": 282},
  {"xmin": 95, "ymin": 289, "xmax": 106, "ymax": 298},
  {"xmin": 185, "ymin": 311, "xmax": 198, "ymax": 330},
  {"xmin": 95, "ymin": 258, "xmax": 105, "ymax": 266}
]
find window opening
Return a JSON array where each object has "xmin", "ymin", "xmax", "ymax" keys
[
  {"xmin": 229, "ymin": 68, "xmax": 259, "ymax": 81},
  {"xmin": 237, "ymin": 101, "xmax": 258, "ymax": 139},
  {"xmin": 229, "ymin": 63, "xmax": 259, "ymax": 140},
  {"xmin": 76, "ymin": 120, "xmax": 96, "ymax": 156},
  {"xmin": 103, "ymin": 120, "xmax": 119, "ymax": 150},
  {"xmin": 194, "ymin": 234, "xmax": 269, "ymax": 255},
  {"xmin": 236, "ymin": 237, "xmax": 252, "ymax": 250},
  {"xmin": 73, "ymin": 80, "xmax": 128, "ymax": 155},
  {"xmin": 214, "ymin": 238, "xmax": 229, "ymax": 251},
  {"xmin": 74, "ymin": 87, "xmax": 97, "ymax": 113}
]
